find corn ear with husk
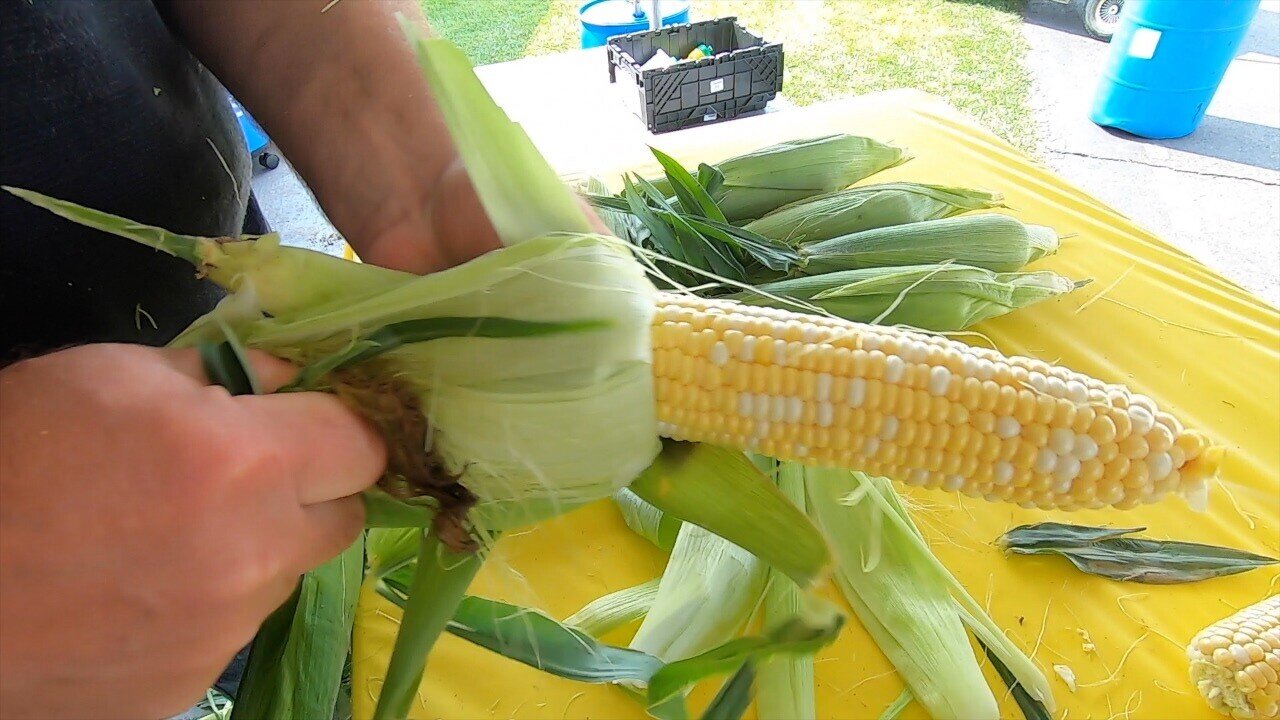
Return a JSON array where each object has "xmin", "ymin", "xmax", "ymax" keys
[
  {"xmin": 800, "ymin": 213, "xmax": 1060, "ymax": 274},
  {"xmin": 730, "ymin": 263, "xmax": 1088, "ymax": 330},
  {"xmin": 648, "ymin": 135, "xmax": 909, "ymax": 222},
  {"xmin": 743, "ymin": 182, "xmax": 1004, "ymax": 245}
]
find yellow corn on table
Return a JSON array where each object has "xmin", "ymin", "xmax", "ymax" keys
[{"xmin": 352, "ymin": 90, "xmax": 1280, "ymax": 720}]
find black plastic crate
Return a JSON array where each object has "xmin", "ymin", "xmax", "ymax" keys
[{"xmin": 607, "ymin": 17, "xmax": 783, "ymax": 134}]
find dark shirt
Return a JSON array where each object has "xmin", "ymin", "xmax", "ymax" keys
[{"xmin": 0, "ymin": 0, "xmax": 256, "ymax": 362}]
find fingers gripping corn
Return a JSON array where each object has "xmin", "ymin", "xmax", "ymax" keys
[{"xmin": 651, "ymin": 292, "xmax": 1222, "ymax": 511}]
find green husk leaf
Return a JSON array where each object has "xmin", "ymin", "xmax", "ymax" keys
[
  {"xmin": 631, "ymin": 174, "xmax": 747, "ymax": 282},
  {"xmin": 231, "ymin": 537, "xmax": 364, "ymax": 720},
  {"xmin": 623, "ymin": 174, "xmax": 690, "ymax": 266},
  {"xmin": 361, "ymin": 490, "xmax": 437, "ymax": 529},
  {"xmin": 678, "ymin": 216, "xmax": 802, "ymax": 275},
  {"xmin": 696, "ymin": 163, "xmax": 726, "ymax": 197},
  {"xmin": 376, "ymin": 573, "xmax": 834, "ymax": 720},
  {"xmin": 231, "ymin": 586, "xmax": 302, "ymax": 720},
  {"xmin": 999, "ymin": 522, "xmax": 1145, "ymax": 549},
  {"xmin": 646, "ymin": 606, "xmax": 844, "ymax": 708},
  {"xmin": 730, "ymin": 264, "xmax": 1086, "ymax": 330},
  {"xmin": 843, "ymin": 472, "xmax": 1057, "ymax": 712},
  {"xmin": 805, "ymin": 468, "xmax": 1000, "ymax": 719},
  {"xmin": 650, "ymin": 146, "xmax": 729, "ymax": 224},
  {"xmin": 743, "ymin": 182, "xmax": 1005, "ymax": 245},
  {"xmin": 628, "ymin": 441, "xmax": 830, "ymax": 587},
  {"xmin": 614, "ymin": 488, "xmax": 682, "ymax": 551},
  {"xmin": 630, "ymin": 523, "xmax": 768, "ymax": 662},
  {"xmin": 879, "ymin": 689, "xmax": 915, "ymax": 720},
  {"xmin": 979, "ymin": 640, "xmax": 1054, "ymax": 720},
  {"xmin": 288, "ymin": 316, "xmax": 609, "ymax": 390},
  {"xmin": 372, "ymin": 534, "xmax": 484, "ymax": 720},
  {"xmin": 402, "ymin": 23, "xmax": 591, "ymax": 243},
  {"xmin": 378, "ymin": 578, "xmax": 665, "ymax": 684},
  {"xmin": 4, "ymin": 185, "xmax": 207, "ymax": 263},
  {"xmin": 999, "ymin": 524, "xmax": 1279, "ymax": 584},
  {"xmin": 699, "ymin": 663, "xmax": 756, "ymax": 720},
  {"xmin": 565, "ymin": 579, "xmax": 661, "ymax": 637},
  {"xmin": 757, "ymin": 461, "xmax": 816, "ymax": 720}
]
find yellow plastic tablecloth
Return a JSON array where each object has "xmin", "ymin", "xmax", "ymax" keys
[{"xmin": 352, "ymin": 90, "xmax": 1280, "ymax": 720}]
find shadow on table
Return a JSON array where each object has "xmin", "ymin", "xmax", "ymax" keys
[{"xmin": 1099, "ymin": 114, "xmax": 1280, "ymax": 171}]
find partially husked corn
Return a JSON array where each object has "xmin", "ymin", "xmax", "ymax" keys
[
  {"xmin": 1189, "ymin": 595, "xmax": 1280, "ymax": 719},
  {"xmin": 650, "ymin": 292, "xmax": 1222, "ymax": 510}
]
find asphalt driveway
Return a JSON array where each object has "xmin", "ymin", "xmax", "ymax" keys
[{"xmin": 1022, "ymin": 0, "xmax": 1280, "ymax": 306}]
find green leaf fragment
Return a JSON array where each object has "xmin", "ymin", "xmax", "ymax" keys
[
  {"xmin": 614, "ymin": 487, "xmax": 682, "ymax": 551},
  {"xmin": 288, "ymin": 315, "xmax": 608, "ymax": 390},
  {"xmin": 757, "ymin": 461, "xmax": 816, "ymax": 720},
  {"xmin": 699, "ymin": 663, "xmax": 756, "ymax": 720},
  {"xmin": 565, "ymin": 579, "xmax": 661, "ymax": 637},
  {"xmin": 999, "ymin": 522, "xmax": 1279, "ymax": 584},
  {"xmin": 628, "ymin": 441, "xmax": 830, "ymax": 587},
  {"xmin": 979, "ymin": 639, "xmax": 1054, "ymax": 720},
  {"xmin": 646, "ymin": 608, "xmax": 844, "ymax": 709},
  {"xmin": 231, "ymin": 537, "xmax": 364, "ymax": 720},
  {"xmin": 878, "ymin": 689, "xmax": 915, "ymax": 720},
  {"xmin": 373, "ymin": 533, "xmax": 484, "ymax": 720},
  {"xmin": 650, "ymin": 146, "xmax": 729, "ymax": 224},
  {"xmin": 999, "ymin": 522, "xmax": 1143, "ymax": 549},
  {"xmin": 629, "ymin": 522, "xmax": 768, "ymax": 662}
]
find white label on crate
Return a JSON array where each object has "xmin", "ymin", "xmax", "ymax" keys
[
  {"xmin": 703, "ymin": 108, "xmax": 719, "ymax": 122},
  {"xmin": 1128, "ymin": 28, "xmax": 1161, "ymax": 60},
  {"xmin": 709, "ymin": 78, "xmax": 725, "ymax": 93}
]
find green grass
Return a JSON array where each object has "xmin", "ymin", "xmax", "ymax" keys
[
  {"xmin": 419, "ymin": 0, "xmax": 555, "ymax": 64},
  {"xmin": 419, "ymin": 0, "xmax": 1034, "ymax": 151}
]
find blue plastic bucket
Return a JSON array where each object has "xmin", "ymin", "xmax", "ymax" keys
[
  {"xmin": 1090, "ymin": 0, "xmax": 1262, "ymax": 139},
  {"xmin": 579, "ymin": 0, "xmax": 691, "ymax": 49}
]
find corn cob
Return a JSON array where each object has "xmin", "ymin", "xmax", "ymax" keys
[
  {"xmin": 1190, "ymin": 596, "xmax": 1280, "ymax": 719},
  {"xmin": 649, "ymin": 292, "xmax": 1221, "ymax": 511},
  {"xmin": 743, "ymin": 182, "xmax": 1004, "ymax": 245},
  {"xmin": 800, "ymin": 214, "xmax": 1059, "ymax": 274}
]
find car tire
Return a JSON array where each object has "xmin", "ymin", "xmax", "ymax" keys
[{"xmin": 1078, "ymin": 0, "xmax": 1124, "ymax": 41}]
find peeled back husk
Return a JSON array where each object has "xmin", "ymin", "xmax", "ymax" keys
[
  {"xmin": 799, "ymin": 214, "xmax": 1060, "ymax": 274},
  {"xmin": 805, "ymin": 469, "xmax": 1002, "ymax": 720},
  {"xmin": 730, "ymin": 264, "xmax": 1087, "ymax": 331},
  {"xmin": 5, "ymin": 202, "xmax": 661, "ymax": 536},
  {"xmin": 743, "ymin": 182, "xmax": 1004, "ymax": 245},
  {"xmin": 629, "ymin": 522, "xmax": 768, "ymax": 662}
]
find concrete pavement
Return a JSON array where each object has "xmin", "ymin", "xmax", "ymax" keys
[{"xmin": 1023, "ymin": 0, "xmax": 1280, "ymax": 306}]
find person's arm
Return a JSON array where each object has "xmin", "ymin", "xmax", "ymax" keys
[{"xmin": 164, "ymin": 0, "xmax": 501, "ymax": 274}]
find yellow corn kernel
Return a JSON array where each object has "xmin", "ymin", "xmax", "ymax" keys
[
  {"xmin": 650, "ymin": 293, "xmax": 1219, "ymax": 511},
  {"xmin": 1189, "ymin": 596, "xmax": 1280, "ymax": 719}
]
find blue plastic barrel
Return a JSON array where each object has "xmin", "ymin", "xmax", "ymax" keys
[
  {"xmin": 579, "ymin": 0, "xmax": 691, "ymax": 49},
  {"xmin": 229, "ymin": 97, "xmax": 270, "ymax": 155},
  {"xmin": 1091, "ymin": 0, "xmax": 1262, "ymax": 139}
]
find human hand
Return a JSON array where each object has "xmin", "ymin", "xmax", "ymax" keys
[
  {"xmin": 355, "ymin": 159, "xmax": 612, "ymax": 275},
  {"xmin": 0, "ymin": 344, "xmax": 386, "ymax": 719}
]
